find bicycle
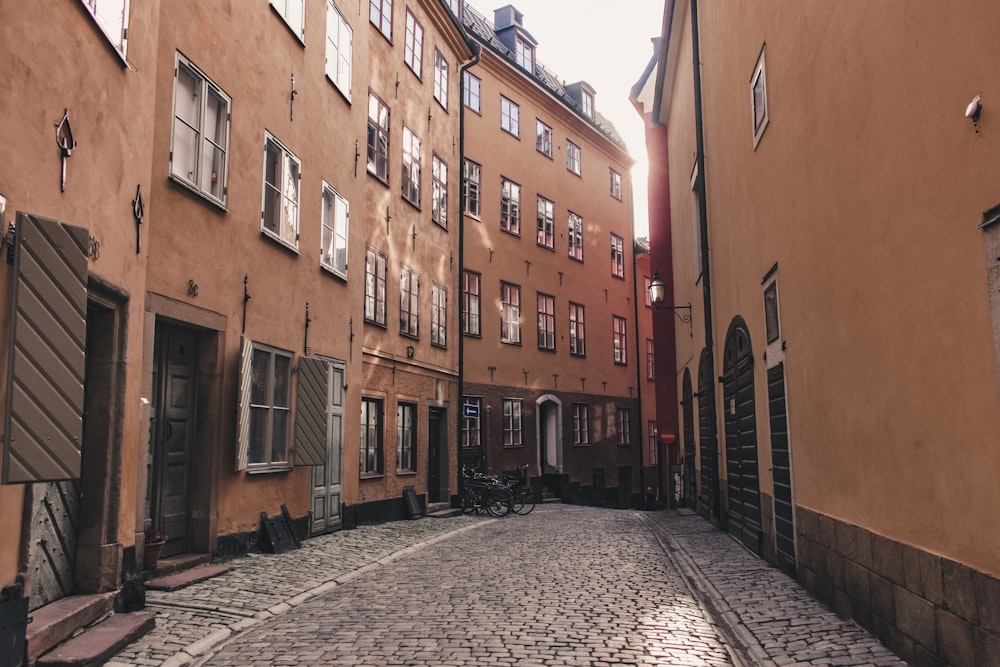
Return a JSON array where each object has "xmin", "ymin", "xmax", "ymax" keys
[
  {"xmin": 461, "ymin": 467, "xmax": 512, "ymax": 517},
  {"xmin": 502, "ymin": 465, "xmax": 537, "ymax": 515}
]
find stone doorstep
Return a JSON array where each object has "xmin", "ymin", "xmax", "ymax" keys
[
  {"xmin": 36, "ymin": 612, "xmax": 155, "ymax": 667},
  {"xmin": 144, "ymin": 552, "xmax": 212, "ymax": 580},
  {"xmin": 26, "ymin": 592, "xmax": 116, "ymax": 662},
  {"xmin": 145, "ymin": 564, "xmax": 232, "ymax": 592}
]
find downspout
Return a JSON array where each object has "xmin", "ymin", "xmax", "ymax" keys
[
  {"xmin": 630, "ymin": 238, "xmax": 646, "ymax": 508},
  {"xmin": 690, "ymin": 0, "xmax": 721, "ymax": 524}
]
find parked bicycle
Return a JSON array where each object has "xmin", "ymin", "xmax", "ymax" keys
[
  {"xmin": 461, "ymin": 467, "xmax": 512, "ymax": 517},
  {"xmin": 502, "ymin": 465, "xmax": 537, "ymax": 515}
]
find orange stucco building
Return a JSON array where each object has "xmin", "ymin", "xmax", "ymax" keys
[{"xmin": 648, "ymin": 0, "xmax": 1000, "ymax": 663}]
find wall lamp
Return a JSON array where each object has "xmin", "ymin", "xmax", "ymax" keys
[{"xmin": 648, "ymin": 271, "xmax": 692, "ymax": 323}]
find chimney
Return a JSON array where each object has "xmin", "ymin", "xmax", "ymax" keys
[{"xmin": 494, "ymin": 5, "xmax": 524, "ymax": 30}]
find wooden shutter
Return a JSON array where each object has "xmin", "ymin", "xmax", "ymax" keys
[
  {"xmin": 293, "ymin": 357, "xmax": 328, "ymax": 466},
  {"xmin": 235, "ymin": 336, "xmax": 252, "ymax": 471},
  {"xmin": 3, "ymin": 213, "xmax": 88, "ymax": 483}
]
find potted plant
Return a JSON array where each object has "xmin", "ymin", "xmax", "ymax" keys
[{"xmin": 143, "ymin": 522, "xmax": 167, "ymax": 570}]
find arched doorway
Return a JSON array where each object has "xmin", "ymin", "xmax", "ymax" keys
[
  {"xmin": 536, "ymin": 395, "xmax": 563, "ymax": 474},
  {"xmin": 697, "ymin": 349, "xmax": 717, "ymax": 522},
  {"xmin": 681, "ymin": 369, "xmax": 697, "ymax": 509},
  {"xmin": 722, "ymin": 318, "xmax": 762, "ymax": 553}
]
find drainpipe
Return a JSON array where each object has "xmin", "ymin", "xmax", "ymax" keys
[
  {"xmin": 690, "ymin": 0, "xmax": 721, "ymax": 524},
  {"xmin": 630, "ymin": 238, "xmax": 646, "ymax": 509}
]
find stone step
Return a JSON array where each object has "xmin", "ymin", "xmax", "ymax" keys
[
  {"xmin": 144, "ymin": 552, "xmax": 212, "ymax": 580},
  {"xmin": 26, "ymin": 593, "xmax": 115, "ymax": 663},
  {"xmin": 145, "ymin": 564, "xmax": 231, "ymax": 592},
  {"xmin": 427, "ymin": 507, "xmax": 464, "ymax": 518},
  {"xmin": 36, "ymin": 612, "xmax": 154, "ymax": 667}
]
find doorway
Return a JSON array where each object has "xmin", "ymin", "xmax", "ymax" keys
[
  {"xmin": 310, "ymin": 360, "xmax": 345, "ymax": 535},
  {"xmin": 427, "ymin": 407, "xmax": 447, "ymax": 503},
  {"xmin": 536, "ymin": 396, "xmax": 562, "ymax": 474}
]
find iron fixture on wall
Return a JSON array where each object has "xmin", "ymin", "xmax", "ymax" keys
[{"xmin": 648, "ymin": 271, "xmax": 692, "ymax": 323}]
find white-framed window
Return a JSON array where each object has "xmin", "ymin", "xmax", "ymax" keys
[
  {"xmin": 536, "ymin": 196, "xmax": 554, "ymax": 249},
  {"xmin": 751, "ymin": 46, "xmax": 769, "ymax": 148},
  {"xmin": 400, "ymin": 265, "xmax": 419, "ymax": 337},
  {"xmin": 582, "ymin": 90, "xmax": 594, "ymax": 118},
  {"xmin": 501, "ymin": 281, "xmax": 521, "ymax": 344},
  {"xmin": 535, "ymin": 119, "xmax": 553, "ymax": 157},
  {"xmin": 610, "ymin": 168, "xmax": 622, "ymax": 200},
  {"xmin": 431, "ymin": 154, "xmax": 448, "ymax": 228},
  {"xmin": 503, "ymin": 398, "xmax": 523, "ymax": 448},
  {"xmin": 463, "ymin": 71, "xmax": 481, "ymax": 113},
  {"xmin": 401, "ymin": 125, "xmax": 421, "ymax": 206},
  {"xmin": 566, "ymin": 140, "xmax": 581, "ymax": 175},
  {"xmin": 262, "ymin": 132, "xmax": 300, "ymax": 249},
  {"xmin": 433, "ymin": 49, "xmax": 449, "ymax": 108},
  {"xmin": 611, "ymin": 233, "xmax": 625, "ymax": 278},
  {"xmin": 537, "ymin": 293, "xmax": 555, "ymax": 351},
  {"xmin": 643, "ymin": 276, "xmax": 652, "ymax": 307},
  {"xmin": 271, "ymin": 0, "xmax": 305, "ymax": 41},
  {"xmin": 646, "ymin": 339, "xmax": 655, "ymax": 381},
  {"xmin": 365, "ymin": 247, "xmax": 387, "ymax": 326},
  {"xmin": 569, "ymin": 302, "xmax": 585, "ymax": 357},
  {"xmin": 403, "ymin": 9, "xmax": 423, "ymax": 77},
  {"xmin": 321, "ymin": 183, "xmax": 349, "ymax": 277},
  {"xmin": 370, "ymin": 0, "xmax": 392, "ymax": 40},
  {"xmin": 613, "ymin": 315, "xmax": 627, "ymax": 365},
  {"xmin": 501, "ymin": 178, "xmax": 521, "ymax": 235},
  {"xmin": 397, "ymin": 402, "xmax": 416, "ymax": 472},
  {"xmin": 431, "ymin": 282, "xmax": 447, "ymax": 347},
  {"xmin": 81, "ymin": 0, "xmax": 130, "ymax": 56},
  {"xmin": 763, "ymin": 271, "xmax": 784, "ymax": 368},
  {"xmin": 462, "ymin": 270, "xmax": 481, "ymax": 336},
  {"xmin": 617, "ymin": 407, "xmax": 631, "ymax": 446},
  {"xmin": 325, "ymin": 1, "xmax": 353, "ymax": 100},
  {"xmin": 572, "ymin": 403, "xmax": 590, "ymax": 446},
  {"xmin": 568, "ymin": 212, "xmax": 583, "ymax": 261},
  {"xmin": 500, "ymin": 96, "xmax": 520, "ymax": 137},
  {"xmin": 367, "ymin": 92, "xmax": 390, "ymax": 182},
  {"xmin": 360, "ymin": 397, "xmax": 384, "ymax": 475},
  {"xmin": 462, "ymin": 396, "xmax": 482, "ymax": 448},
  {"xmin": 463, "ymin": 159, "xmax": 481, "ymax": 218},
  {"xmin": 515, "ymin": 36, "xmax": 534, "ymax": 73},
  {"xmin": 648, "ymin": 421, "xmax": 658, "ymax": 465},
  {"xmin": 170, "ymin": 53, "xmax": 231, "ymax": 207},
  {"xmin": 248, "ymin": 342, "xmax": 292, "ymax": 469}
]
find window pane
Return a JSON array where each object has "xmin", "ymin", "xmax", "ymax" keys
[
  {"xmin": 249, "ymin": 406, "xmax": 268, "ymax": 463},
  {"xmin": 271, "ymin": 409, "xmax": 289, "ymax": 462},
  {"xmin": 251, "ymin": 349, "xmax": 270, "ymax": 404},
  {"xmin": 273, "ymin": 354, "xmax": 290, "ymax": 407}
]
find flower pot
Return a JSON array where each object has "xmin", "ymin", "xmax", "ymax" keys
[{"xmin": 143, "ymin": 540, "xmax": 166, "ymax": 570}]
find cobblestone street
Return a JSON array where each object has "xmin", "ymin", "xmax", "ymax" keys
[{"xmin": 107, "ymin": 505, "xmax": 906, "ymax": 666}]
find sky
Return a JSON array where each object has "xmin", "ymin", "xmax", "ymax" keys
[{"xmin": 464, "ymin": 0, "xmax": 666, "ymax": 239}]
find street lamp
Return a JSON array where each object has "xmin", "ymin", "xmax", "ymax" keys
[{"xmin": 648, "ymin": 271, "xmax": 692, "ymax": 323}]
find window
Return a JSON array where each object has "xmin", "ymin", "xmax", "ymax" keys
[
  {"xmin": 500, "ymin": 282, "xmax": 521, "ymax": 344},
  {"xmin": 648, "ymin": 421, "xmax": 658, "ymax": 465},
  {"xmin": 170, "ymin": 54, "xmax": 231, "ymax": 207},
  {"xmin": 462, "ymin": 270, "xmax": 481, "ymax": 336},
  {"xmin": 397, "ymin": 403, "xmax": 416, "ymax": 472},
  {"xmin": 365, "ymin": 247, "xmax": 387, "ymax": 325},
  {"xmin": 400, "ymin": 265, "xmax": 419, "ymax": 337},
  {"xmin": 360, "ymin": 397, "xmax": 384, "ymax": 475},
  {"xmin": 500, "ymin": 96, "xmax": 520, "ymax": 137},
  {"xmin": 611, "ymin": 233, "xmax": 625, "ymax": 278},
  {"xmin": 370, "ymin": 0, "xmax": 392, "ymax": 40},
  {"xmin": 431, "ymin": 154, "xmax": 448, "ymax": 228},
  {"xmin": 431, "ymin": 282, "xmax": 447, "ymax": 347},
  {"xmin": 463, "ymin": 159, "xmax": 481, "ymax": 218},
  {"xmin": 325, "ymin": 1, "xmax": 353, "ymax": 99},
  {"xmin": 610, "ymin": 168, "xmax": 622, "ymax": 200},
  {"xmin": 501, "ymin": 178, "xmax": 521, "ymax": 235},
  {"xmin": 82, "ymin": 0, "xmax": 130, "ymax": 55},
  {"xmin": 752, "ymin": 47, "xmax": 769, "ymax": 148},
  {"xmin": 537, "ymin": 293, "xmax": 555, "ymax": 351},
  {"xmin": 569, "ymin": 302, "xmax": 585, "ymax": 357},
  {"xmin": 403, "ymin": 10, "xmax": 423, "ymax": 77},
  {"xmin": 536, "ymin": 196, "xmax": 554, "ymax": 249},
  {"xmin": 643, "ymin": 276, "xmax": 652, "ymax": 307},
  {"xmin": 367, "ymin": 93, "xmax": 390, "ymax": 182},
  {"xmin": 764, "ymin": 280, "xmax": 780, "ymax": 344},
  {"xmin": 321, "ymin": 183, "xmax": 349, "ymax": 277},
  {"xmin": 463, "ymin": 71, "xmax": 481, "ymax": 113},
  {"xmin": 462, "ymin": 396, "xmax": 482, "ymax": 448},
  {"xmin": 503, "ymin": 398, "xmax": 522, "ymax": 448},
  {"xmin": 271, "ymin": 0, "xmax": 305, "ymax": 40},
  {"xmin": 401, "ymin": 126, "xmax": 421, "ymax": 206},
  {"xmin": 433, "ymin": 49, "xmax": 449, "ymax": 108},
  {"xmin": 566, "ymin": 140, "xmax": 581, "ymax": 175},
  {"xmin": 692, "ymin": 164, "xmax": 703, "ymax": 279},
  {"xmin": 568, "ymin": 212, "xmax": 583, "ymax": 261},
  {"xmin": 515, "ymin": 36, "xmax": 534, "ymax": 73},
  {"xmin": 535, "ymin": 120, "xmax": 553, "ymax": 157},
  {"xmin": 572, "ymin": 404, "xmax": 590, "ymax": 446},
  {"xmin": 582, "ymin": 90, "xmax": 594, "ymax": 118},
  {"xmin": 262, "ymin": 133, "xmax": 300, "ymax": 249},
  {"xmin": 646, "ymin": 339, "xmax": 655, "ymax": 380},
  {"xmin": 248, "ymin": 343, "xmax": 292, "ymax": 468},
  {"xmin": 613, "ymin": 315, "xmax": 628, "ymax": 365},
  {"xmin": 617, "ymin": 408, "xmax": 631, "ymax": 446}
]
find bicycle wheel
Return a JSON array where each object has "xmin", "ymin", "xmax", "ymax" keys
[
  {"xmin": 460, "ymin": 488, "xmax": 477, "ymax": 514},
  {"xmin": 512, "ymin": 488, "xmax": 536, "ymax": 515},
  {"xmin": 485, "ymin": 489, "xmax": 513, "ymax": 517}
]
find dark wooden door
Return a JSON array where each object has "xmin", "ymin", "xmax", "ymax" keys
[
  {"xmin": 26, "ymin": 481, "xmax": 79, "ymax": 609},
  {"xmin": 768, "ymin": 363, "xmax": 796, "ymax": 573},
  {"xmin": 723, "ymin": 322, "xmax": 762, "ymax": 553},
  {"xmin": 682, "ymin": 370, "xmax": 697, "ymax": 509},
  {"xmin": 697, "ymin": 350, "xmax": 716, "ymax": 521},
  {"xmin": 427, "ymin": 408, "xmax": 445, "ymax": 503}
]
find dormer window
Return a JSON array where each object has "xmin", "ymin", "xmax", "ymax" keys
[
  {"xmin": 582, "ymin": 90, "xmax": 594, "ymax": 118},
  {"xmin": 515, "ymin": 36, "xmax": 534, "ymax": 73}
]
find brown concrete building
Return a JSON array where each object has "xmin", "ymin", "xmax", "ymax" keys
[
  {"xmin": 650, "ymin": 0, "xmax": 1000, "ymax": 663},
  {"xmin": 459, "ymin": 5, "xmax": 640, "ymax": 506}
]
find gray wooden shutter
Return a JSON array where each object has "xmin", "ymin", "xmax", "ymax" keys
[
  {"xmin": 3, "ymin": 213, "xmax": 89, "ymax": 483},
  {"xmin": 293, "ymin": 357, "xmax": 328, "ymax": 466},
  {"xmin": 235, "ymin": 336, "xmax": 252, "ymax": 471}
]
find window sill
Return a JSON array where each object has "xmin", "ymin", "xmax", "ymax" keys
[
  {"xmin": 367, "ymin": 169, "xmax": 390, "ymax": 187},
  {"xmin": 325, "ymin": 74, "xmax": 352, "ymax": 105},
  {"xmin": 360, "ymin": 473, "xmax": 385, "ymax": 480},
  {"xmin": 168, "ymin": 174, "xmax": 228, "ymax": 213},
  {"xmin": 260, "ymin": 228, "xmax": 300, "ymax": 255},
  {"xmin": 364, "ymin": 318, "xmax": 387, "ymax": 329},
  {"xmin": 462, "ymin": 331, "xmax": 482, "ymax": 339},
  {"xmin": 402, "ymin": 194, "xmax": 421, "ymax": 211},
  {"xmin": 320, "ymin": 263, "xmax": 348, "ymax": 282},
  {"xmin": 536, "ymin": 243, "xmax": 555, "ymax": 252},
  {"xmin": 500, "ymin": 340, "xmax": 522, "ymax": 347},
  {"xmin": 570, "ymin": 352, "xmax": 586, "ymax": 359},
  {"xmin": 247, "ymin": 464, "xmax": 293, "ymax": 474},
  {"xmin": 501, "ymin": 228, "xmax": 521, "ymax": 238},
  {"xmin": 396, "ymin": 470, "xmax": 417, "ymax": 476}
]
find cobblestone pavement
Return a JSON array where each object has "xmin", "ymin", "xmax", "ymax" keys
[{"xmin": 108, "ymin": 505, "xmax": 907, "ymax": 666}]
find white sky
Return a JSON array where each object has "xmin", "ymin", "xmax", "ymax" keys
[{"xmin": 464, "ymin": 0, "xmax": 665, "ymax": 239}]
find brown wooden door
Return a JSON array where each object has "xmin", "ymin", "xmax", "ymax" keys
[
  {"xmin": 723, "ymin": 321, "xmax": 762, "ymax": 554},
  {"xmin": 427, "ymin": 408, "xmax": 445, "ymax": 503}
]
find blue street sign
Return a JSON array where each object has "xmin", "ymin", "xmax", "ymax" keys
[{"xmin": 463, "ymin": 404, "xmax": 480, "ymax": 418}]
